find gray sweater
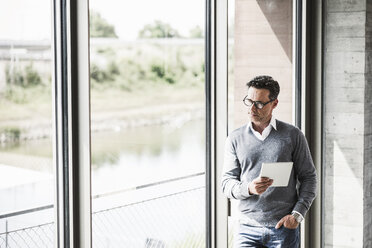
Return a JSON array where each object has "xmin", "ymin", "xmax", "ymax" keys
[{"xmin": 221, "ymin": 120, "xmax": 317, "ymax": 227}]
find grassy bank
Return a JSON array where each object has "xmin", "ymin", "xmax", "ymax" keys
[{"xmin": 0, "ymin": 41, "xmax": 205, "ymax": 143}]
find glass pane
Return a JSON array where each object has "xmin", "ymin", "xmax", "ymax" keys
[
  {"xmin": 89, "ymin": 0, "xmax": 206, "ymax": 247},
  {"xmin": 0, "ymin": 0, "xmax": 54, "ymax": 247},
  {"xmin": 227, "ymin": 0, "xmax": 293, "ymax": 246}
]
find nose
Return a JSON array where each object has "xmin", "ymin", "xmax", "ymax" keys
[{"xmin": 248, "ymin": 105, "xmax": 257, "ymax": 115}]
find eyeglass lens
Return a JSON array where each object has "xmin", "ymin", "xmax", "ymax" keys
[{"xmin": 244, "ymin": 99, "xmax": 264, "ymax": 109}]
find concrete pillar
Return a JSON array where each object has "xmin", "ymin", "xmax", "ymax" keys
[
  {"xmin": 233, "ymin": 0, "xmax": 293, "ymax": 128},
  {"xmin": 364, "ymin": 1, "xmax": 372, "ymax": 246},
  {"xmin": 324, "ymin": 0, "xmax": 371, "ymax": 247}
]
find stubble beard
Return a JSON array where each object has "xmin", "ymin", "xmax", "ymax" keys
[{"xmin": 248, "ymin": 110, "xmax": 271, "ymax": 125}]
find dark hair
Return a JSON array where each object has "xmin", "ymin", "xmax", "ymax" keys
[{"xmin": 246, "ymin": 75, "xmax": 280, "ymax": 100}]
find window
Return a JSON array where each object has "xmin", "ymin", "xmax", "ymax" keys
[
  {"xmin": 227, "ymin": 0, "xmax": 295, "ymax": 246},
  {"xmin": 89, "ymin": 0, "xmax": 206, "ymax": 246},
  {"xmin": 0, "ymin": 0, "xmax": 55, "ymax": 246}
]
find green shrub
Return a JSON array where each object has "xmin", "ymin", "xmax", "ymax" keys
[
  {"xmin": 25, "ymin": 64, "xmax": 42, "ymax": 86},
  {"xmin": 107, "ymin": 61, "xmax": 120, "ymax": 76},
  {"xmin": 5, "ymin": 63, "xmax": 42, "ymax": 87},
  {"xmin": 91, "ymin": 64, "xmax": 107, "ymax": 83},
  {"xmin": 4, "ymin": 86, "xmax": 26, "ymax": 103},
  {"xmin": 3, "ymin": 84, "xmax": 51, "ymax": 104},
  {"xmin": 151, "ymin": 64, "xmax": 165, "ymax": 78},
  {"xmin": 90, "ymin": 61, "xmax": 120, "ymax": 84},
  {"xmin": 0, "ymin": 127, "xmax": 21, "ymax": 143},
  {"xmin": 165, "ymin": 76, "xmax": 175, "ymax": 84},
  {"xmin": 90, "ymin": 43, "xmax": 205, "ymax": 89}
]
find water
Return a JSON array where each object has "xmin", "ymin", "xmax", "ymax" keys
[
  {"xmin": 91, "ymin": 119, "xmax": 205, "ymax": 194},
  {"xmin": 0, "ymin": 119, "xmax": 205, "ymax": 212},
  {"xmin": 0, "ymin": 119, "xmax": 206, "ymax": 246}
]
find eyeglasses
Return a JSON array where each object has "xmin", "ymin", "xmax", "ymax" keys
[{"xmin": 242, "ymin": 96, "xmax": 275, "ymax": 109}]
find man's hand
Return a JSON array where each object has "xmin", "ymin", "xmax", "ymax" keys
[
  {"xmin": 275, "ymin": 215, "xmax": 299, "ymax": 229},
  {"xmin": 248, "ymin": 177, "xmax": 273, "ymax": 195}
]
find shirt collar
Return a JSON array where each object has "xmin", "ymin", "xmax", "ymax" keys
[
  {"xmin": 270, "ymin": 116, "xmax": 277, "ymax": 130},
  {"xmin": 247, "ymin": 116, "xmax": 277, "ymax": 132}
]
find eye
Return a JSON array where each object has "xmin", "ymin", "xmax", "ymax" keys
[
  {"xmin": 256, "ymin": 102, "xmax": 264, "ymax": 109},
  {"xmin": 244, "ymin": 98, "xmax": 253, "ymax": 105}
]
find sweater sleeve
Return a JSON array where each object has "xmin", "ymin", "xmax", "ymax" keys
[
  {"xmin": 292, "ymin": 129, "xmax": 318, "ymax": 217},
  {"xmin": 221, "ymin": 136, "xmax": 252, "ymax": 200}
]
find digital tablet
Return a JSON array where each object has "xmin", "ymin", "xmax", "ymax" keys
[{"xmin": 259, "ymin": 162, "xmax": 293, "ymax": 187}]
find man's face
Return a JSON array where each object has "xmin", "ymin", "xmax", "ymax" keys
[{"xmin": 247, "ymin": 87, "xmax": 278, "ymax": 124}]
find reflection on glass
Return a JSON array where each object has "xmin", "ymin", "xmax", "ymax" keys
[
  {"xmin": 89, "ymin": 0, "xmax": 206, "ymax": 246},
  {"xmin": 0, "ymin": 0, "xmax": 54, "ymax": 247}
]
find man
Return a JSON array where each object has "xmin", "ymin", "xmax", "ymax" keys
[{"xmin": 221, "ymin": 75, "xmax": 317, "ymax": 247}]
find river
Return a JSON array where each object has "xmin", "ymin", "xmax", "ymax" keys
[{"xmin": 0, "ymin": 119, "xmax": 206, "ymax": 238}]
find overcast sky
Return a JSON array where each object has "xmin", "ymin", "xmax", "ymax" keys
[{"xmin": 0, "ymin": 0, "xmax": 205, "ymax": 40}]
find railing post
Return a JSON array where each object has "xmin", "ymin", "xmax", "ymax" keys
[{"xmin": 5, "ymin": 220, "xmax": 8, "ymax": 248}]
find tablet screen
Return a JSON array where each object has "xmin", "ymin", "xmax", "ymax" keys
[{"xmin": 259, "ymin": 162, "xmax": 293, "ymax": 187}]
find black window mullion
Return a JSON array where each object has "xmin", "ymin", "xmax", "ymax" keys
[{"xmin": 295, "ymin": 0, "xmax": 303, "ymax": 129}]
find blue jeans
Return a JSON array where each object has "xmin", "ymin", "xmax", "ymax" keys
[{"xmin": 235, "ymin": 223, "xmax": 300, "ymax": 248}]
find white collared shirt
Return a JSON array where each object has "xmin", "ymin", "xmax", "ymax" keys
[{"xmin": 247, "ymin": 116, "xmax": 277, "ymax": 141}]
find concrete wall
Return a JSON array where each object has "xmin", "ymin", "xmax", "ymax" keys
[
  {"xmin": 324, "ymin": 0, "xmax": 371, "ymax": 247},
  {"xmin": 364, "ymin": 2, "xmax": 372, "ymax": 247},
  {"xmin": 233, "ymin": 0, "xmax": 293, "ymax": 129}
]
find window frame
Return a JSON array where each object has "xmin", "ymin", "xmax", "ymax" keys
[
  {"xmin": 52, "ymin": 0, "xmax": 92, "ymax": 247},
  {"xmin": 210, "ymin": 0, "xmax": 323, "ymax": 247}
]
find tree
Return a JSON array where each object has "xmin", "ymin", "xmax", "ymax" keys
[
  {"xmin": 90, "ymin": 11, "xmax": 118, "ymax": 38},
  {"xmin": 138, "ymin": 20, "xmax": 180, "ymax": 39},
  {"xmin": 189, "ymin": 26, "xmax": 204, "ymax": 38}
]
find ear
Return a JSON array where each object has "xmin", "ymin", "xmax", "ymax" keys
[{"xmin": 273, "ymin": 99, "xmax": 279, "ymax": 108}]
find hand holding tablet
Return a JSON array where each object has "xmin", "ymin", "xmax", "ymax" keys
[{"xmin": 259, "ymin": 162, "xmax": 293, "ymax": 187}]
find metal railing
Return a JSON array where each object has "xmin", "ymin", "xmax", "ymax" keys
[{"xmin": 0, "ymin": 172, "xmax": 206, "ymax": 248}]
